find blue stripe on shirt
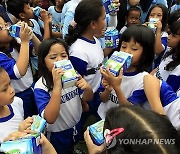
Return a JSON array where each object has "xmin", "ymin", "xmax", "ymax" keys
[
  {"xmin": 34, "ymin": 88, "xmax": 51, "ymax": 115},
  {"xmin": 166, "ymin": 75, "xmax": 180, "ymax": 93},
  {"xmin": 70, "ymin": 56, "xmax": 88, "ymax": 76},
  {"xmin": 128, "ymin": 89, "xmax": 147, "ymax": 105},
  {"xmin": 160, "ymin": 81, "xmax": 178, "ymax": 107},
  {"xmin": 0, "ymin": 53, "xmax": 17, "ymax": 79},
  {"xmin": 161, "ymin": 36, "xmax": 167, "ymax": 50}
]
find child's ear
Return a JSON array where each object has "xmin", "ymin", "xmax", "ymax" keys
[
  {"xmin": 89, "ymin": 21, "xmax": 97, "ymax": 30},
  {"xmin": 19, "ymin": 13, "xmax": 26, "ymax": 20}
]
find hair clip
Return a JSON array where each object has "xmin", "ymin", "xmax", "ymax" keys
[{"xmin": 104, "ymin": 128, "xmax": 124, "ymax": 149}]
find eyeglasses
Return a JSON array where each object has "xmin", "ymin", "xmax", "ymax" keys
[{"xmin": 0, "ymin": 22, "xmax": 11, "ymax": 31}]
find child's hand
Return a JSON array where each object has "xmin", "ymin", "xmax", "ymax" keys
[
  {"xmin": 76, "ymin": 75, "xmax": 91, "ymax": 90},
  {"xmin": 52, "ymin": 66, "xmax": 64, "ymax": 90},
  {"xmin": 102, "ymin": 78, "xmax": 113, "ymax": 92},
  {"xmin": 40, "ymin": 134, "xmax": 57, "ymax": 154},
  {"xmin": 154, "ymin": 20, "xmax": 162, "ymax": 33},
  {"xmin": 3, "ymin": 130, "xmax": 36, "ymax": 142},
  {"xmin": 40, "ymin": 9, "xmax": 49, "ymax": 22},
  {"xmin": 19, "ymin": 22, "xmax": 32, "ymax": 42},
  {"xmin": 84, "ymin": 127, "xmax": 105, "ymax": 154},
  {"xmin": 18, "ymin": 117, "xmax": 33, "ymax": 132},
  {"xmin": 101, "ymin": 66, "xmax": 123, "ymax": 91},
  {"xmin": 142, "ymin": 22, "xmax": 148, "ymax": 27}
]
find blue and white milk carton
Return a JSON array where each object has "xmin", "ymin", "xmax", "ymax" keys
[
  {"xmin": 89, "ymin": 119, "xmax": 105, "ymax": 146},
  {"xmin": 103, "ymin": 51, "xmax": 133, "ymax": 76},
  {"xmin": 54, "ymin": 60, "xmax": 78, "ymax": 89},
  {"xmin": 31, "ymin": 115, "xmax": 46, "ymax": 133},
  {"xmin": 104, "ymin": 27, "xmax": 119, "ymax": 48},
  {"xmin": 148, "ymin": 18, "xmax": 159, "ymax": 32},
  {"xmin": 0, "ymin": 133, "xmax": 42, "ymax": 154},
  {"xmin": 102, "ymin": 0, "xmax": 119, "ymax": 14}
]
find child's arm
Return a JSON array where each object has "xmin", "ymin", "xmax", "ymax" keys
[
  {"xmin": 31, "ymin": 33, "xmax": 41, "ymax": 54},
  {"xmin": 143, "ymin": 74, "xmax": 166, "ymax": 115},
  {"xmin": 40, "ymin": 9, "xmax": 51, "ymax": 40},
  {"xmin": 76, "ymin": 75, "xmax": 93, "ymax": 102},
  {"xmin": 16, "ymin": 22, "xmax": 32, "ymax": 76},
  {"xmin": 44, "ymin": 67, "xmax": 64, "ymax": 124},
  {"xmin": 99, "ymin": 67, "xmax": 113, "ymax": 102},
  {"xmin": 154, "ymin": 21, "xmax": 165, "ymax": 55}
]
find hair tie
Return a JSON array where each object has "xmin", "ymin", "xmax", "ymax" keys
[{"xmin": 104, "ymin": 128, "xmax": 124, "ymax": 149}]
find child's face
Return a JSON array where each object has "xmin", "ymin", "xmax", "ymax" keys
[
  {"xmin": 168, "ymin": 33, "xmax": 180, "ymax": 48},
  {"xmin": 22, "ymin": 3, "xmax": 34, "ymax": 20},
  {"xmin": 128, "ymin": 0, "xmax": 140, "ymax": 6},
  {"xmin": 55, "ymin": 0, "xmax": 64, "ymax": 7},
  {"xmin": 32, "ymin": 0, "xmax": 42, "ymax": 7},
  {"xmin": 0, "ymin": 17, "xmax": 13, "ymax": 47},
  {"xmin": 120, "ymin": 38, "xmax": 143, "ymax": 71},
  {"xmin": 149, "ymin": 7, "xmax": 163, "ymax": 22},
  {"xmin": 127, "ymin": 10, "xmax": 140, "ymax": 26},
  {"xmin": 93, "ymin": 7, "xmax": 106, "ymax": 37},
  {"xmin": 45, "ymin": 43, "xmax": 68, "ymax": 72},
  {"xmin": 0, "ymin": 70, "xmax": 15, "ymax": 106}
]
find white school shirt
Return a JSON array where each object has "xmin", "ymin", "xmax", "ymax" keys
[
  {"xmin": 98, "ymin": 71, "xmax": 149, "ymax": 119},
  {"xmin": 155, "ymin": 54, "xmax": 180, "ymax": 94},
  {"xmin": 48, "ymin": 6, "xmax": 63, "ymax": 32},
  {"xmin": 34, "ymin": 77, "xmax": 82, "ymax": 132},
  {"xmin": 0, "ymin": 97, "xmax": 24, "ymax": 143},
  {"xmin": 69, "ymin": 37, "xmax": 104, "ymax": 92}
]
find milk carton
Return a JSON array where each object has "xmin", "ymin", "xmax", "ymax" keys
[
  {"xmin": 9, "ymin": 24, "xmax": 21, "ymax": 38},
  {"xmin": 54, "ymin": 60, "xmax": 78, "ymax": 89},
  {"xmin": 103, "ymin": 51, "xmax": 133, "ymax": 76},
  {"xmin": 89, "ymin": 120, "xmax": 105, "ymax": 145},
  {"xmin": 33, "ymin": 6, "xmax": 42, "ymax": 17},
  {"xmin": 31, "ymin": 115, "xmax": 46, "ymax": 133},
  {"xmin": 102, "ymin": 0, "xmax": 119, "ymax": 14},
  {"xmin": 148, "ymin": 18, "xmax": 159, "ymax": 32},
  {"xmin": 1, "ymin": 133, "xmax": 41, "ymax": 154},
  {"xmin": 104, "ymin": 27, "xmax": 119, "ymax": 48}
]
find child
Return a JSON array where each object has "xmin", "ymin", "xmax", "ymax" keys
[
  {"xmin": 48, "ymin": 0, "xmax": 65, "ymax": 38},
  {"xmin": 6, "ymin": 0, "xmax": 50, "ymax": 41},
  {"xmin": 119, "ymin": 6, "xmax": 141, "ymax": 35},
  {"xmin": 98, "ymin": 25, "xmax": 155, "ymax": 119},
  {"xmin": 33, "ymin": 38, "xmax": 93, "ymax": 154},
  {"xmin": 155, "ymin": 20, "xmax": 180, "ymax": 94},
  {"xmin": 30, "ymin": 0, "xmax": 42, "ymax": 8},
  {"xmin": 145, "ymin": 4, "xmax": 168, "ymax": 69},
  {"xmin": 84, "ymin": 105, "xmax": 180, "ymax": 154},
  {"xmin": 65, "ymin": 0, "xmax": 106, "ymax": 116},
  {"xmin": 0, "ymin": 14, "xmax": 40, "ymax": 118},
  {"xmin": 0, "ymin": 67, "xmax": 33, "ymax": 143}
]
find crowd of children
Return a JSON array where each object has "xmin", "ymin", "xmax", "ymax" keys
[{"xmin": 0, "ymin": 0, "xmax": 180, "ymax": 153}]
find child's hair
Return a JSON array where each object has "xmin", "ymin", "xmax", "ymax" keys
[
  {"xmin": 164, "ymin": 20, "xmax": 180, "ymax": 71},
  {"xmin": 4, "ymin": 0, "xmax": 29, "ymax": 19},
  {"xmin": 126, "ymin": 6, "xmax": 141, "ymax": 17},
  {"xmin": 38, "ymin": 38, "xmax": 69, "ymax": 92},
  {"xmin": 119, "ymin": 25, "xmax": 155, "ymax": 72},
  {"xmin": 168, "ymin": 9, "xmax": 180, "ymax": 27},
  {"xmin": 145, "ymin": 4, "xmax": 168, "ymax": 31},
  {"xmin": 104, "ymin": 106, "xmax": 180, "ymax": 154},
  {"xmin": 65, "ymin": 0, "xmax": 103, "ymax": 46}
]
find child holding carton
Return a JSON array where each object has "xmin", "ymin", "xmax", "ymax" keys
[
  {"xmin": 98, "ymin": 25, "xmax": 155, "ymax": 118},
  {"xmin": 34, "ymin": 38, "xmax": 93, "ymax": 154},
  {"xmin": 0, "ymin": 67, "xmax": 33, "ymax": 143}
]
